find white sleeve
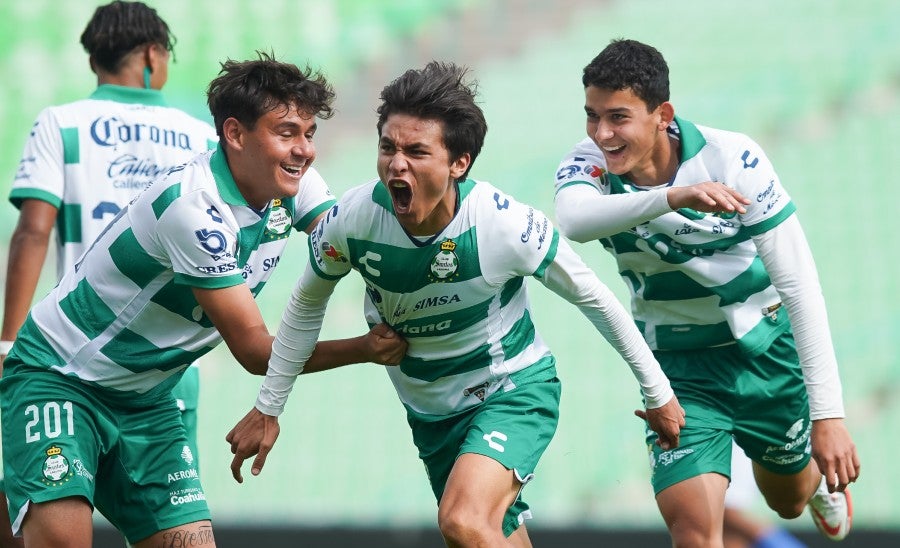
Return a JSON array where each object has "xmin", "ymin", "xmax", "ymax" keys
[
  {"xmin": 539, "ymin": 237, "xmax": 674, "ymax": 408},
  {"xmin": 554, "ymin": 183, "xmax": 672, "ymax": 242},
  {"xmin": 254, "ymin": 265, "xmax": 338, "ymax": 416},
  {"xmin": 10, "ymin": 108, "xmax": 65, "ymax": 206},
  {"xmin": 752, "ymin": 214, "xmax": 844, "ymax": 419}
]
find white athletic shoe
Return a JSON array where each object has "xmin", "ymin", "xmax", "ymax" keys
[{"xmin": 808, "ymin": 477, "xmax": 853, "ymax": 541}]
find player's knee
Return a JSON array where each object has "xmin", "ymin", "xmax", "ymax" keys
[
  {"xmin": 437, "ymin": 504, "xmax": 488, "ymax": 545},
  {"xmin": 764, "ymin": 492, "xmax": 807, "ymax": 519}
]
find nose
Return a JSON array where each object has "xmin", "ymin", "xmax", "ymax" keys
[
  {"xmin": 292, "ymin": 138, "xmax": 314, "ymax": 160},
  {"xmin": 387, "ymin": 152, "xmax": 408, "ymax": 174},
  {"xmin": 593, "ymin": 120, "xmax": 614, "ymax": 142}
]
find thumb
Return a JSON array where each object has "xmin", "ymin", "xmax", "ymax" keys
[{"xmin": 634, "ymin": 409, "xmax": 647, "ymax": 420}]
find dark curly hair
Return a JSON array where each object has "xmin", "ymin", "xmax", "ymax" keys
[
  {"xmin": 377, "ymin": 61, "xmax": 487, "ymax": 181},
  {"xmin": 582, "ymin": 39, "xmax": 670, "ymax": 112},
  {"xmin": 80, "ymin": 1, "xmax": 174, "ymax": 74},
  {"xmin": 206, "ymin": 51, "xmax": 335, "ymax": 138}
]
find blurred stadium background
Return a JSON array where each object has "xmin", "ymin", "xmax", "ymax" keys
[{"xmin": 0, "ymin": 0, "xmax": 897, "ymax": 546}]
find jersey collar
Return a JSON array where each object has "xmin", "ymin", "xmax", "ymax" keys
[
  {"xmin": 671, "ymin": 116, "xmax": 705, "ymax": 163},
  {"xmin": 89, "ymin": 84, "xmax": 169, "ymax": 107},
  {"xmin": 210, "ymin": 143, "xmax": 249, "ymax": 207}
]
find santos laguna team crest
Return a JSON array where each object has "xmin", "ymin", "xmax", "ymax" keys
[
  {"xmin": 41, "ymin": 445, "xmax": 73, "ymax": 486},
  {"xmin": 429, "ymin": 239, "xmax": 460, "ymax": 282},
  {"xmin": 265, "ymin": 199, "xmax": 292, "ymax": 238}
]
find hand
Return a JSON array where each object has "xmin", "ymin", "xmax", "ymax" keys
[
  {"xmin": 811, "ymin": 418, "xmax": 860, "ymax": 493},
  {"xmin": 635, "ymin": 395, "xmax": 686, "ymax": 450},
  {"xmin": 225, "ymin": 408, "xmax": 281, "ymax": 483},
  {"xmin": 364, "ymin": 323, "xmax": 407, "ymax": 365},
  {"xmin": 667, "ymin": 182, "xmax": 750, "ymax": 214}
]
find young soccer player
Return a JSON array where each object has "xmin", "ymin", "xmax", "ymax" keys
[
  {"xmin": 227, "ymin": 61, "xmax": 684, "ymax": 547},
  {"xmin": 0, "ymin": 51, "xmax": 404, "ymax": 547},
  {"xmin": 553, "ymin": 38, "xmax": 859, "ymax": 546},
  {"xmin": 2, "ymin": 2, "xmax": 216, "ymax": 545}
]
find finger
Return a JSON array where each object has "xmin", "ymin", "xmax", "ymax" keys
[
  {"xmin": 829, "ymin": 466, "xmax": 840, "ymax": 493},
  {"xmin": 634, "ymin": 409, "xmax": 647, "ymax": 420},
  {"xmin": 251, "ymin": 447, "xmax": 271, "ymax": 476},
  {"xmin": 230, "ymin": 454, "xmax": 245, "ymax": 483}
]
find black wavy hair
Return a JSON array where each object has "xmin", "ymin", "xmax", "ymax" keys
[{"xmin": 80, "ymin": 1, "xmax": 174, "ymax": 74}]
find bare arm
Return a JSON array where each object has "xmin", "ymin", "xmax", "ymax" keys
[
  {"xmin": 1, "ymin": 200, "xmax": 57, "ymax": 371},
  {"xmin": 192, "ymin": 284, "xmax": 273, "ymax": 375},
  {"xmin": 193, "ymin": 285, "xmax": 405, "ymax": 376}
]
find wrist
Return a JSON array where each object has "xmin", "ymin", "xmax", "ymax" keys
[{"xmin": 0, "ymin": 340, "xmax": 14, "ymax": 355}]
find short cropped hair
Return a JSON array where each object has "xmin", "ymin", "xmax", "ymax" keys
[
  {"xmin": 377, "ymin": 61, "xmax": 487, "ymax": 181},
  {"xmin": 80, "ymin": 0, "xmax": 174, "ymax": 74},
  {"xmin": 582, "ymin": 39, "xmax": 670, "ymax": 112},
  {"xmin": 206, "ymin": 51, "xmax": 335, "ymax": 138}
]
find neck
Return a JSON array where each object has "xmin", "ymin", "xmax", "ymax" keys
[{"xmin": 628, "ymin": 134, "xmax": 680, "ymax": 187}]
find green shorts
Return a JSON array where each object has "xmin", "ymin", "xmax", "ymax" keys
[
  {"xmin": 0, "ymin": 366, "xmax": 209, "ymax": 544},
  {"xmin": 408, "ymin": 377, "xmax": 561, "ymax": 537},
  {"xmin": 172, "ymin": 365, "xmax": 200, "ymax": 471},
  {"xmin": 645, "ymin": 333, "xmax": 811, "ymax": 494}
]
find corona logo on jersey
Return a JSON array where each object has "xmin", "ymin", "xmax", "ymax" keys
[
  {"xmin": 429, "ymin": 239, "xmax": 459, "ymax": 282},
  {"xmin": 90, "ymin": 116, "xmax": 193, "ymax": 150}
]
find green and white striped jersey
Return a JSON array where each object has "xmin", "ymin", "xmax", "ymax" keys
[
  {"xmin": 9, "ymin": 85, "xmax": 218, "ymax": 276},
  {"xmin": 555, "ymin": 117, "xmax": 794, "ymax": 355},
  {"xmin": 309, "ymin": 179, "xmax": 560, "ymax": 419},
  {"xmin": 8, "ymin": 146, "xmax": 335, "ymax": 406}
]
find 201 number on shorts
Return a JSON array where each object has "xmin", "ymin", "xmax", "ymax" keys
[{"xmin": 24, "ymin": 401, "xmax": 74, "ymax": 443}]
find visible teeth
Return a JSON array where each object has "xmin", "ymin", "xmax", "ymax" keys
[
  {"xmin": 283, "ymin": 162, "xmax": 305, "ymax": 174},
  {"xmin": 603, "ymin": 145, "xmax": 624, "ymax": 152},
  {"xmin": 391, "ymin": 182, "xmax": 407, "ymax": 188}
]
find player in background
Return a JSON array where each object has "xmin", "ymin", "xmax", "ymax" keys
[
  {"xmin": 226, "ymin": 61, "xmax": 684, "ymax": 548},
  {"xmin": 0, "ymin": 2, "xmax": 216, "ymax": 545},
  {"xmin": 0, "ymin": 51, "xmax": 405, "ymax": 547},
  {"xmin": 553, "ymin": 39, "xmax": 859, "ymax": 547},
  {"xmin": 724, "ymin": 442, "xmax": 806, "ymax": 548}
]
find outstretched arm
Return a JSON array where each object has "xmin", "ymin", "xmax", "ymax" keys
[
  {"xmin": 539, "ymin": 237, "xmax": 685, "ymax": 449},
  {"xmin": 555, "ymin": 181, "xmax": 748, "ymax": 242},
  {"xmin": 753, "ymin": 215, "xmax": 860, "ymax": 491},
  {"xmin": 193, "ymin": 283, "xmax": 406, "ymax": 376}
]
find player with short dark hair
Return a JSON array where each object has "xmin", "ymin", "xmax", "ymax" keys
[
  {"xmin": 0, "ymin": 49, "xmax": 405, "ymax": 547},
  {"xmin": 554, "ymin": 38, "xmax": 859, "ymax": 546},
  {"xmin": 227, "ymin": 61, "xmax": 685, "ymax": 547}
]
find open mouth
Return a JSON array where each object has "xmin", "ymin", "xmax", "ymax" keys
[
  {"xmin": 281, "ymin": 161, "xmax": 306, "ymax": 178},
  {"xmin": 602, "ymin": 144, "xmax": 625, "ymax": 159},
  {"xmin": 389, "ymin": 181, "xmax": 412, "ymax": 213}
]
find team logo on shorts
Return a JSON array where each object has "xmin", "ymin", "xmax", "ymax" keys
[
  {"xmin": 41, "ymin": 445, "xmax": 73, "ymax": 486},
  {"xmin": 429, "ymin": 239, "xmax": 460, "ymax": 282},
  {"xmin": 266, "ymin": 200, "xmax": 292, "ymax": 237}
]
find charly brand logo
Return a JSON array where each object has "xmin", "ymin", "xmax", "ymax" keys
[{"xmin": 90, "ymin": 116, "xmax": 193, "ymax": 150}]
